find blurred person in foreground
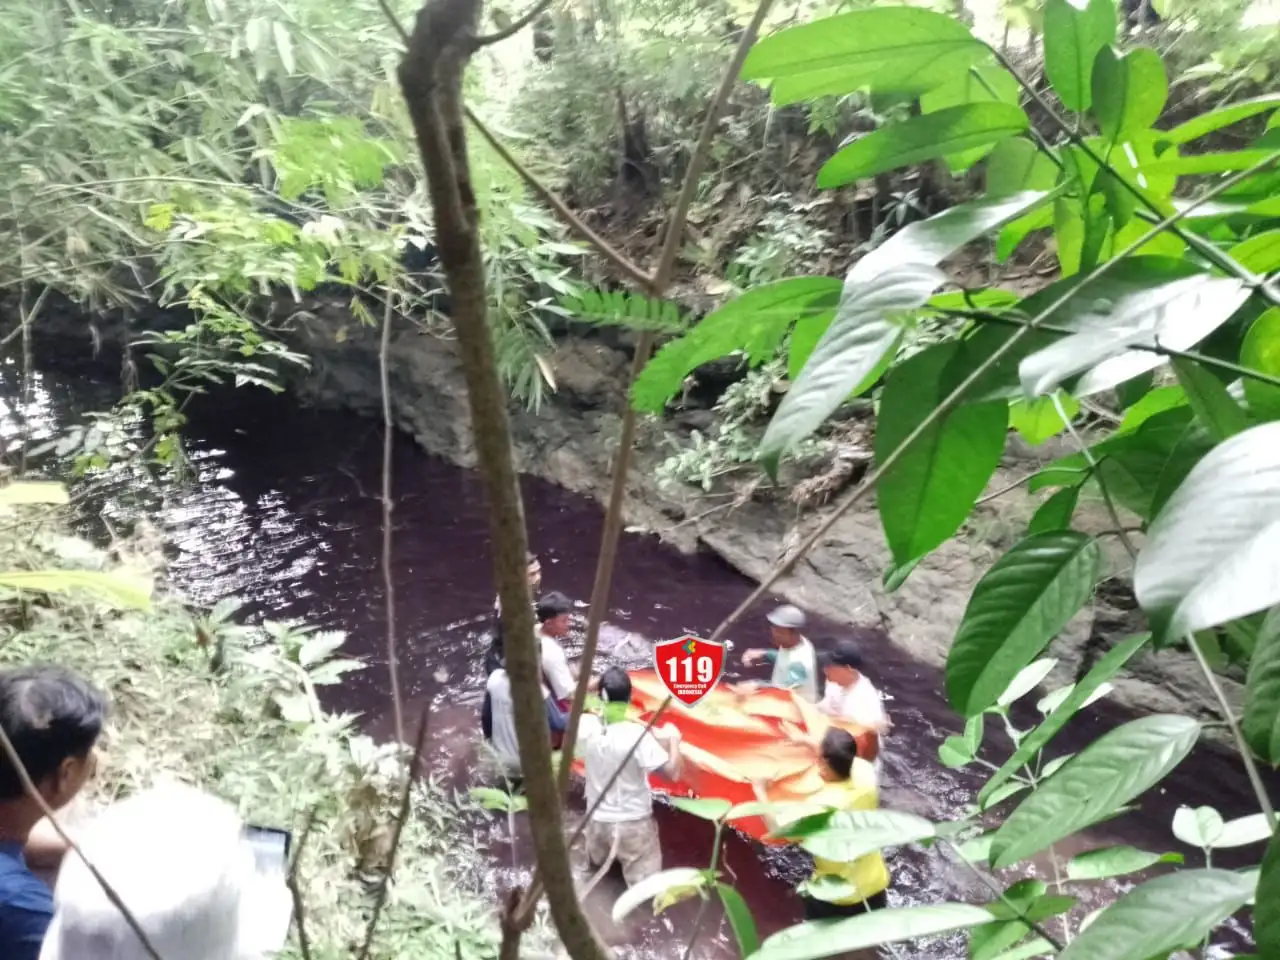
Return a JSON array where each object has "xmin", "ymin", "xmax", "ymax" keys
[
  {"xmin": 39, "ymin": 782, "xmax": 291, "ymax": 960},
  {"xmin": 0, "ymin": 666, "xmax": 105, "ymax": 960},
  {"xmin": 753, "ymin": 728, "xmax": 889, "ymax": 919}
]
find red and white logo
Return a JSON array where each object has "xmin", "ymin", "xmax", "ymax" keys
[{"xmin": 654, "ymin": 634, "xmax": 725, "ymax": 707}]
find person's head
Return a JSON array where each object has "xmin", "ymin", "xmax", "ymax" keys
[
  {"xmin": 0, "ymin": 665, "xmax": 105, "ymax": 816},
  {"xmin": 526, "ymin": 552, "xmax": 542, "ymax": 594},
  {"xmin": 765, "ymin": 605, "xmax": 806, "ymax": 649},
  {"xmin": 822, "ymin": 639, "xmax": 865, "ymax": 689},
  {"xmin": 818, "ymin": 727, "xmax": 858, "ymax": 782},
  {"xmin": 40, "ymin": 784, "xmax": 276, "ymax": 960},
  {"xmin": 599, "ymin": 666, "xmax": 632, "ymax": 704},
  {"xmin": 536, "ymin": 591, "xmax": 574, "ymax": 638}
]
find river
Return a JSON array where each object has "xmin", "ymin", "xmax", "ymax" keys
[{"xmin": 0, "ymin": 351, "xmax": 1266, "ymax": 958}]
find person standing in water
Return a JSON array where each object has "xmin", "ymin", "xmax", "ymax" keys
[
  {"xmin": 576, "ymin": 668, "xmax": 681, "ymax": 887},
  {"xmin": 536, "ymin": 591, "xmax": 577, "ymax": 709},
  {"xmin": 819, "ymin": 638, "xmax": 891, "ymax": 735},
  {"xmin": 754, "ymin": 728, "xmax": 889, "ymax": 919},
  {"xmin": 481, "ymin": 645, "xmax": 567, "ymax": 784},
  {"xmin": 741, "ymin": 604, "xmax": 818, "ymax": 702},
  {"xmin": 493, "ymin": 552, "xmax": 542, "ymax": 617}
]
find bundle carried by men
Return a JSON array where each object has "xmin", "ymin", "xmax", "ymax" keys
[{"xmin": 575, "ymin": 670, "xmax": 876, "ymax": 844}]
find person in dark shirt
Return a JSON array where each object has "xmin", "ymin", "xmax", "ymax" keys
[{"xmin": 0, "ymin": 665, "xmax": 105, "ymax": 960}]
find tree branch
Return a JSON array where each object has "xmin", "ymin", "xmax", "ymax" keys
[
  {"xmin": 285, "ymin": 808, "xmax": 319, "ymax": 960},
  {"xmin": 941, "ymin": 839, "xmax": 1066, "ymax": 952},
  {"xmin": 380, "ymin": 291, "xmax": 405, "ymax": 745},
  {"xmin": 472, "ymin": 0, "xmax": 554, "ymax": 48},
  {"xmin": 0, "ymin": 725, "xmax": 164, "ymax": 960},
  {"xmin": 396, "ymin": 1, "xmax": 610, "ymax": 956},
  {"xmin": 704, "ymin": 157, "xmax": 1280, "ymax": 647}
]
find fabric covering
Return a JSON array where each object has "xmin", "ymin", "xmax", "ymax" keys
[{"xmin": 574, "ymin": 670, "xmax": 878, "ymax": 844}]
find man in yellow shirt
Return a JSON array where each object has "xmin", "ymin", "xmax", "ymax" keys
[{"xmin": 755, "ymin": 728, "xmax": 890, "ymax": 919}]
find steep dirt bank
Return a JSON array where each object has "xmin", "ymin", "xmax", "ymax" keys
[{"xmin": 282, "ymin": 295, "xmax": 1243, "ymax": 731}]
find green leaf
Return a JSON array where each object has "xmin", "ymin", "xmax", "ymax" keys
[
  {"xmin": 1241, "ymin": 307, "xmax": 1280, "ymax": 420},
  {"xmin": 1171, "ymin": 358, "xmax": 1246, "ymax": 441},
  {"xmin": 939, "ymin": 735, "xmax": 975, "ymax": 768},
  {"xmin": 988, "ymin": 714, "xmax": 1199, "ymax": 869},
  {"xmin": 882, "ymin": 555, "xmax": 922, "ymax": 593},
  {"xmin": 632, "ymin": 277, "xmax": 840, "ymax": 414},
  {"xmin": 1163, "ymin": 94, "xmax": 1280, "ymax": 145},
  {"xmin": 875, "ymin": 343, "xmax": 1008, "ymax": 566},
  {"xmin": 1229, "ymin": 230, "xmax": 1280, "ymax": 274},
  {"xmin": 1215, "ymin": 813, "xmax": 1275, "ymax": 848},
  {"xmin": 1144, "ymin": 150, "xmax": 1280, "ymax": 177},
  {"xmin": 777, "ymin": 809, "xmax": 936, "ymax": 861},
  {"xmin": 1019, "ymin": 273, "xmax": 1250, "ymax": 398},
  {"xmin": 716, "ymin": 883, "xmax": 760, "ymax": 957},
  {"xmin": 272, "ymin": 21, "xmax": 294, "ymax": 74},
  {"xmin": 998, "ymin": 657, "xmax": 1061, "ymax": 708},
  {"xmin": 1066, "ymin": 846, "xmax": 1182, "ymax": 881},
  {"xmin": 671, "ymin": 797, "xmax": 732, "ymax": 821},
  {"xmin": 741, "ymin": 7, "xmax": 985, "ymax": 105},
  {"xmin": 987, "ymin": 940, "xmax": 1055, "ymax": 960},
  {"xmin": 1091, "ymin": 46, "xmax": 1167, "ymax": 140},
  {"xmin": 921, "ymin": 60, "xmax": 1022, "ymax": 171},
  {"xmin": 1244, "ymin": 608, "xmax": 1280, "ymax": 765},
  {"xmin": 1134, "ymin": 423, "xmax": 1280, "ymax": 641},
  {"xmin": 988, "ymin": 139, "xmax": 1060, "ymax": 199},
  {"xmin": 946, "ymin": 532, "xmax": 1101, "ymax": 716},
  {"xmin": 1042, "ymin": 0, "xmax": 1117, "ymax": 112},
  {"xmin": 469, "ymin": 786, "xmax": 517, "ymax": 812},
  {"xmin": 1118, "ymin": 384, "xmax": 1187, "ymax": 433},
  {"xmin": 0, "ymin": 569, "xmax": 153, "ymax": 610},
  {"xmin": 753, "ymin": 903, "xmax": 996, "ymax": 960},
  {"xmin": 1055, "ymin": 869, "xmax": 1256, "ymax": 960},
  {"xmin": 611, "ymin": 867, "xmax": 710, "ymax": 922},
  {"xmin": 1173, "ymin": 805, "xmax": 1224, "ymax": 847},
  {"xmin": 0, "ymin": 482, "xmax": 69, "ymax": 505},
  {"xmin": 1259, "ymin": 829, "xmax": 1280, "ymax": 958},
  {"xmin": 1028, "ymin": 486, "xmax": 1081, "ymax": 534},
  {"xmin": 1009, "ymin": 392, "xmax": 1079, "ymax": 445},
  {"xmin": 818, "ymin": 104, "xmax": 1028, "ymax": 188}
]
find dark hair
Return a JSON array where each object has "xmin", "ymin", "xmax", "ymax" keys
[
  {"xmin": 820, "ymin": 728, "xmax": 858, "ymax": 780},
  {"xmin": 535, "ymin": 591, "xmax": 573, "ymax": 623},
  {"xmin": 600, "ymin": 666, "xmax": 632, "ymax": 704},
  {"xmin": 0, "ymin": 665, "xmax": 106, "ymax": 799},
  {"xmin": 823, "ymin": 639, "xmax": 865, "ymax": 671},
  {"xmin": 484, "ymin": 623, "xmax": 505, "ymax": 676}
]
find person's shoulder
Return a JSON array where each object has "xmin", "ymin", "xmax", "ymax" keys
[{"xmin": 0, "ymin": 851, "xmax": 54, "ymax": 925}]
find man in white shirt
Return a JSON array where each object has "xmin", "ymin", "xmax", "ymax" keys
[
  {"xmin": 576, "ymin": 667, "xmax": 681, "ymax": 887},
  {"xmin": 741, "ymin": 604, "xmax": 819, "ymax": 702},
  {"xmin": 536, "ymin": 591, "xmax": 577, "ymax": 708},
  {"xmin": 482, "ymin": 661, "xmax": 566, "ymax": 781},
  {"xmin": 819, "ymin": 639, "xmax": 891, "ymax": 736}
]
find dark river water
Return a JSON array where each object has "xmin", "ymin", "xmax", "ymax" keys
[{"xmin": 0, "ymin": 351, "xmax": 1268, "ymax": 958}]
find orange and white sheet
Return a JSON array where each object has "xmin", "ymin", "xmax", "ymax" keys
[{"xmin": 575, "ymin": 670, "xmax": 877, "ymax": 844}]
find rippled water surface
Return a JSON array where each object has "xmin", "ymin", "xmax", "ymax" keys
[{"xmin": 1, "ymin": 353, "xmax": 1266, "ymax": 958}]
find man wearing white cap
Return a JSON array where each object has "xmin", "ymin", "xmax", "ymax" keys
[{"xmin": 741, "ymin": 604, "xmax": 819, "ymax": 702}]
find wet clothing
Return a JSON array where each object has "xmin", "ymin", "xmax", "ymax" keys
[
  {"xmin": 577, "ymin": 713, "xmax": 671, "ymax": 886},
  {"xmin": 819, "ymin": 674, "xmax": 888, "ymax": 730},
  {"xmin": 583, "ymin": 816, "xmax": 662, "ymax": 887},
  {"xmin": 539, "ymin": 629, "xmax": 575, "ymax": 702},
  {"xmin": 481, "ymin": 669, "xmax": 566, "ymax": 777},
  {"xmin": 763, "ymin": 637, "xmax": 819, "ymax": 702},
  {"xmin": 798, "ymin": 759, "xmax": 890, "ymax": 908},
  {"xmin": 0, "ymin": 840, "xmax": 52, "ymax": 960},
  {"xmin": 801, "ymin": 889, "xmax": 888, "ymax": 919}
]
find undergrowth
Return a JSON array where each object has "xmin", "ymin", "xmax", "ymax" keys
[{"xmin": 0, "ymin": 501, "xmax": 525, "ymax": 960}]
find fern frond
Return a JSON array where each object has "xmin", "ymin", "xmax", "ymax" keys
[{"xmin": 558, "ymin": 288, "xmax": 691, "ymax": 333}]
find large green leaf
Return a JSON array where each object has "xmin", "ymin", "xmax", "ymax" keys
[
  {"xmin": 631, "ymin": 277, "xmax": 840, "ymax": 414},
  {"xmin": 1056, "ymin": 869, "xmax": 1256, "ymax": 960},
  {"xmin": 1028, "ymin": 486, "xmax": 1081, "ymax": 534},
  {"xmin": 1230, "ymin": 230, "xmax": 1280, "ymax": 274},
  {"xmin": 0, "ymin": 569, "xmax": 153, "ymax": 610},
  {"xmin": 988, "ymin": 714, "xmax": 1198, "ymax": 869},
  {"xmin": 775, "ymin": 809, "xmax": 936, "ymax": 861},
  {"xmin": 759, "ymin": 191, "xmax": 1052, "ymax": 472},
  {"xmin": 1018, "ymin": 274, "xmax": 1250, "ymax": 398},
  {"xmin": 1244, "ymin": 608, "xmax": 1280, "ymax": 765},
  {"xmin": 741, "ymin": 7, "xmax": 986, "ymax": 105},
  {"xmin": 1009, "ymin": 392, "xmax": 1079, "ymax": 445},
  {"xmin": 1091, "ymin": 46, "xmax": 1167, "ymax": 141},
  {"xmin": 818, "ymin": 104, "xmax": 1028, "ymax": 188},
  {"xmin": 946, "ymin": 532, "xmax": 1102, "ymax": 716},
  {"xmin": 1172, "ymin": 357, "xmax": 1246, "ymax": 441},
  {"xmin": 1145, "ymin": 149, "xmax": 1280, "ymax": 177},
  {"xmin": 716, "ymin": 883, "xmax": 760, "ymax": 957},
  {"xmin": 874, "ymin": 343, "xmax": 1008, "ymax": 566},
  {"xmin": 1241, "ymin": 307, "xmax": 1280, "ymax": 420},
  {"xmin": 1043, "ymin": 0, "xmax": 1117, "ymax": 113},
  {"xmin": 1065, "ymin": 845, "xmax": 1182, "ymax": 881},
  {"xmin": 754, "ymin": 904, "xmax": 996, "ymax": 960},
  {"xmin": 1134, "ymin": 423, "xmax": 1280, "ymax": 642},
  {"xmin": 1260, "ymin": 830, "xmax": 1280, "ymax": 958},
  {"xmin": 922, "ymin": 59, "xmax": 1022, "ymax": 172},
  {"xmin": 1163, "ymin": 94, "xmax": 1280, "ymax": 145}
]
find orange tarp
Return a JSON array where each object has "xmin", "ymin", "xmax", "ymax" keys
[{"xmin": 574, "ymin": 671, "xmax": 876, "ymax": 844}]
